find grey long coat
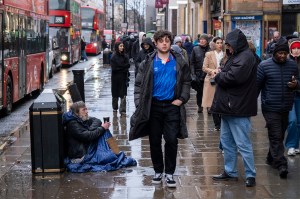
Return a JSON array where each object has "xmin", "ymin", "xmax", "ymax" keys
[{"xmin": 129, "ymin": 50, "xmax": 191, "ymax": 141}]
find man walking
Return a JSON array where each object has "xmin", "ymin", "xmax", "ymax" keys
[
  {"xmin": 129, "ymin": 30, "xmax": 191, "ymax": 188},
  {"xmin": 190, "ymin": 34, "xmax": 210, "ymax": 113},
  {"xmin": 257, "ymin": 38, "xmax": 299, "ymax": 178},
  {"xmin": 210, "ymin": 29, "xmax": 257, "ymax": 187}
]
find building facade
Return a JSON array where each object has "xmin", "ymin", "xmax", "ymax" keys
[{"xmin": 157, "ymin": 0, "xmax": 300, "ymax": 57}]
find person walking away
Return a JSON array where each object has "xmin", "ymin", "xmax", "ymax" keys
[
  {"xmin": 102, "ymin": 35, "xmax": 108, "ymax": 50},
  {"xmin": 129, "ymin": 30, "xmax": 191, "ymax": 188},
  {"xmin": 190, "ymin": 34, "xmax": 210, "ymax": 113},
  {"xmin": 285, "ymin": 39, "xmax": 300, "ymax": 156},
  {"xmin": 257, "ymin": 38, "xmax": 299, "ymax": 178},
  {"xmin": 211, "ymin": 29, "xmax": 257, "ymax": 187},
  {"xmin": 81, "ymin": 37, "xmax": 88, "ymax": 62},
  {"xmin": 183, "ymin": 36, "xmax": 194, "ymax": 62},
  {"xmin": 174, "ymin": 36, "xmax": 188, "ymax": 62},
  {"xmin": 135, "ymin": 37, "xmax": 155, "ymax": 77},
  {"xmin": 202, "ymin": 37, "xmax": 224, "ymax": 131},
  {"xmin": 110, "ymin": 42, "xmax": 130, "ymax": 116}
]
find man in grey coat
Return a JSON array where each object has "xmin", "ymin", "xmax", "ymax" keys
[{"xmin": 129, "ymin": 30, "xmax": 191, "ymax": 188}]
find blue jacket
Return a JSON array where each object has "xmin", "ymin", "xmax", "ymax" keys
[{"xmin": 257, "ymin": 57, "xmax": 299, "ymax": 112}]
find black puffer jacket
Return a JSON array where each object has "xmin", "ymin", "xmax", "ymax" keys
[
  {"xmin": 63, "ymin": 111, "xmax": 106, "ymax": 159},
  {"xmin": 190, "ymin": 44, "xmax": 210, "ymax": 77},
  {"xmin": 210, "ymin": 29, "xmax": 257, "ymax": 117},
  {"xmin": 257, "ymin": 57, "xmax": 298, "ymax": 112},
  {"xmin": 129, "ymin": 50, "xmax": 191, "ymax": 141}
]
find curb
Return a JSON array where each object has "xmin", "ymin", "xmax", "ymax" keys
[{"xmin": 0, "ymin": 120, "xmax": 29, "ymax": 154}]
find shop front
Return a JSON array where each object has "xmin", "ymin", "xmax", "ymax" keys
[{"xmin": 231, "ymin": 15, "xmax": 263, "ymax": 58}]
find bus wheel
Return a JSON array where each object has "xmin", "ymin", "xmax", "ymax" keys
[{"xmin": 4, "ymin": 76, "xmax": 13, "ymax": 115}]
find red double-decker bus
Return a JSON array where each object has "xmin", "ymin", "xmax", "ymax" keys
[
  {"xmin": 49, "ymin": 0, "xmax": 81, "ymax": 65},
  {"xmin": 81, "ymin": 6, "xmax": 105, "ymax": 55},
  {"xmin": 0, "ymin": 0, "xmax": 48, "ymax": 114}
]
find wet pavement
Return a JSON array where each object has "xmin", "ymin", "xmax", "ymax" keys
[{"xmin": 0, "ymin": 55, "xmax": 300, "ymax": 198}]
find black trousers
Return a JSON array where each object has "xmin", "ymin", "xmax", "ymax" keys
[
  {"xmin": 212, "ymin": 113, "xmax": 221, "ymax": 128},
  {"xmin": 195, "ymin": 82, "xmax": 204, "ymax": 107},
  {"xmin": 149, "ymin": 100, "xmax": 180, "ymax": 175},
  {"xmin": 262, "ymin": 111, "xmax": 288, "ymax": 169}
]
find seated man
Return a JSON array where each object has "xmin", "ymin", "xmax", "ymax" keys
[{"xmin": 63, "ymin": 101, "xmax": 137, "ymax": 172}]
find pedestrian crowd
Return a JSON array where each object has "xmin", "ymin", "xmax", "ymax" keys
[{"xmin": 65, "ymin": 28, "xmax": 300, "ymax": 189}]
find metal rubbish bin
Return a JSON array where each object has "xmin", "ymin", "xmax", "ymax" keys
[
  {"xmin": 103, "ymin": 50, "xmax": 112, "ymax": 65},
  {"xmin": 29, "ymin": 89, "xmax": 65, "ymax": 173}
]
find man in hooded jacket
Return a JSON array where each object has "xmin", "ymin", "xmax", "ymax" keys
[{"xmin": 210, "ymin": 29, "xmax": 257, "ymax": 187}]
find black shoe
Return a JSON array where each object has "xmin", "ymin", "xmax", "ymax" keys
[
  {"xmin": 279, "ymin": 167, "xmax": 288, "ymax": 178},
  {"xmin": 212, "ymin": 171, "xmax": 238, "ymax": 181},
  {"xmin": 198, "ymin": 107, "xmax": 203, "ymax": 113},
  {"xmin": 214, "ymin": 127, "xmax": 220, "ymax": 131},
  {"xmin": 245, "ymin": 177, "xmax": 256, "ymax": 187}
]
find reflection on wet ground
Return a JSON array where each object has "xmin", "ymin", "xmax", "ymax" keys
[{"xmin": 0, "ymin": 56, "xmax": 300, "ymax": 198}]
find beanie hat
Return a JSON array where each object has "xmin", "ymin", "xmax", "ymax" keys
[
  {"xmin": 174, "ymin": 36, "xmax": 182, "ymax": 44},
  {"xmin": 273, "ymin": 38, "xmax": 289, "ymax": 55},
  {"xmin": 290, "ymin": 40, "xmax": 300, "ymax": 50},
  {"xmin": 290, "ymin": 39, "xmax": 300, "ymax": 57},
  {"xmin": 199, "ymin": 34, "xmax": 209, "ymax": 43}
]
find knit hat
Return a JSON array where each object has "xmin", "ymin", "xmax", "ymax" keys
[
  {"xmin": 290, "ymin": 40, "xmax": 300, "ymax": 57},
  {"xmin": 273, "ymin": 38, "xmax": 289, "ymax": 55},
  {"xmin": 174, "ymin": 36, "xmax": 182, "ymax": 44},
  {"xmin": 199, "ymin": 34, "xmax": 209, "ymax": 43}
]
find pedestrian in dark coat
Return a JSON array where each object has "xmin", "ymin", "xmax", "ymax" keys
[
  {"xmin": 183, "ymin": 36, "xmax": 194, "ymax": 61},
  {"xmin": 257, "ymin": 38, "xmax": 299, "ymax": 178},
  {"xmin": 129, "ymin": 30, "xmax": 191, "ymax": 188},
  {"xmin": 110, "ymin": 42, "xmax": 130, "ymax": 115},
  {"xmin": 211, "ymin": 29, "xmax": 257, "ymax": 187},
  {"xmin": 190, "ymin": 34, "xmax": 210, "ymax": 113},
  {"xmin": 134, "ymin": 37, "xmax": 155, "ymax": 77}
]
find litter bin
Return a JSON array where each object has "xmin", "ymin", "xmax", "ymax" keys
[
  {"xmin": 103, "ymin": 50, "xmax": 112, "ymax": 65},
  {"xmin": 29, "ymin": 89, "xmax": 65, "ymax": 173}
]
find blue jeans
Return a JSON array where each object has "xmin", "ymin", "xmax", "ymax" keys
[
  {"xmin": 221, "ymin": 116, "xmax": 256, "ymax": 178},
  {"xmin": 285, "ymin": 96, "xmax": 300, "ymax": 149}
]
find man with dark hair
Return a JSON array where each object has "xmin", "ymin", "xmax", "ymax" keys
[
  {"xmin": 211, "ymin": 29, "xmax": 257, "ymax": 187},
  {"xmin": 129, "ymin": 30, "xmax": 191, "ymax": 188},
  {"xmin": 257, "ymin": 38, "xmax": 299, "ymax": 178},
  {"xmin": 190, "ymin": 34, "xmax": 210, "ymax": 113}
]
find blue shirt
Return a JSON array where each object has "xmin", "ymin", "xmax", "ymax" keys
[{"xmin": 152, "ymin": 53, "xmax": 177, "ymax": 101}]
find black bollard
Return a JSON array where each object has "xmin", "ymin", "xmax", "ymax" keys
[
  {"xmin": 72, "ymin": 70, "xmax": 85, "ymax": 102},
  {"xmin": 68, "ymin": 83, "xmax": 82, "ymax": 103}
]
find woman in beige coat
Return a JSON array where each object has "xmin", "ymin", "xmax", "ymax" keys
[{"xmin": 202, "ymin": 37, "xmax": 224, "ymax": 130}]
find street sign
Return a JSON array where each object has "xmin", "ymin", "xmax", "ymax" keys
[{"xmin": 121, "ymin": 23, "xmax": 127, "ymax": 28}]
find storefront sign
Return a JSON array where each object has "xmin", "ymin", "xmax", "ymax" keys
[
  {"xmin": 283, "ymin": 0, "xmax": 300, "ymax": 4},
  {"xmin": 213, "ymin": 19, "xmax": 221, "ymax": 30},
  {"xmin": 231, "ymin": 16, "xmax": 262, "ymax": 21}
]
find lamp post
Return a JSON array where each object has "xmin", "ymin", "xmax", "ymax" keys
[{"xmin": 111, "ymin": 0, "xmax": 115, "ymax": 51}]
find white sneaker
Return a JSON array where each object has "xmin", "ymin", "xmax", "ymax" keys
[
  {"xmin": 295, "ymin": 149, "xmax": 300, "ymax": 154},
  {"xmin": 288, "ymin": 148, "xmax": 296, "ymax": 156}
]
